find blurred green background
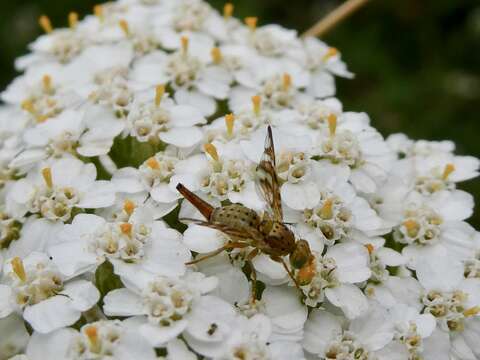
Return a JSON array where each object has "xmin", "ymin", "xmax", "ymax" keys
[{"xmin": 0, "ymin": 0, "xmax": 479, "ymax": 227}]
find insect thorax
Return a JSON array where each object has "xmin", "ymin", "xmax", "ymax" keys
[
  {"xmin": 259, "ymin": 220, "xmax": 296, "ymax": 256},
  {"xmin": 211, "ymin": 204, "xmax": 261, "ymax": 230}
]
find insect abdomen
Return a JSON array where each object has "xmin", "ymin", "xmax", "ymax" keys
[{"xmin": 211, "ymin": 204, "xmax": 260, "ymax": 230}]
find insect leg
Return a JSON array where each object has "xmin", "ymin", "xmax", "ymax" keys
[
  {"xmin": 185, "ymin": 242, "xmax": 249, "ymax": 265},
  {"xmin": 246, "ymin": 248, "xmax": 260, "ymax": 301},
  {"xmin": 271, "ymin": 255, "xmax": 302, "ymax": 291}
]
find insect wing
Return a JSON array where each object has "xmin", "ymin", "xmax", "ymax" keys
[
  {"xmin": 181, "ymin": 218, "xmax": 257, "ymax": 240},
  {"xmin": 256, "ymin": 126, "xmax": 283, "ymax": 222}
]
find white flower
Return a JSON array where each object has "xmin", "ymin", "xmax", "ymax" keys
[
  {"xmin": 387, "ymin": 304, "xmax": 437, "ymax": 359},
  {"xmin": 130, "ymin": 38, "xmax": 232, "ymax": 116},
  {"xmin": 182, "ymin": 295, "xmax": 239, "ymax": 357},
  {"xmin": 48, "ymin": 213, "xmax": 190, "ymax": 281},
  {"xmin": 215, "ymin": 313, "xmax": 272, "ymax": 359},
  {"xmin": 125, "ymin": 88, "xmax": 206, "ymax": 148},
  {"xmin": 10, "ymin": 106, "xmax": 123, "ymax": 169},
  {"xmin": 287, "ymin": 160, "xmax": 387, "ymax": 250},
  {"xmin": 416, "ymin": 255, "xmax": 480, "ymax": 330},
  {"xmin": 300, "ymin": 37, "xmax": 354, "ymax": 98},
  {"xmin": 112, "ymin": 149, "xmax": 182, "ymax": 210},
  {"xmin": 24, "ymin": 320, "xmax": 157, "ymax": 360},
  {"xmin": 394, "ymin": 191, "xmax": 476, "ymax": 267},
  {"xmin": 103, "ymin": 270, "xmax": 217, "ymax": 346},
  {"xmin": 6, "ymin": 158, "xmax": 116, "ymax": 222},
  {"xmin": 299, "ymin": 243, "xmax": 370, "ymax": 318},
  {"xmin": 310, "ymin": 112, "xmax": 394, "ymax": 193},
  {"xmin": 0, "ymin": 252, "xmax": 99, "ymax": 333},
  {"xmin": 303, "ymin": 306, "xmax": 394, "ymax": 358}
]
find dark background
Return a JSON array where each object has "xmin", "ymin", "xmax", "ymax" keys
[{"xmin": 1, "ymin": 0, "xmax": 479, "ymax": 227}]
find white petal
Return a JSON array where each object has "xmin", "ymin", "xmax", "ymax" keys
[
  {"xmin": 150, "ymin": 183, "xmax": 181, "ymax": 203},
  {"xmin": 281, "ymin": 182, "xmax": 320, "ymax": 210},
  {"xmin": 263, "ymin": 285, "xmax": 307, "ymax": 333},
  {"xmin": 198, "ymin": 254, "xmax": 249, "ymax": 305},
  {"xmin": 77, "ymin": 181, "xmax": 116, "ymax": 208},
  {"xmin": 252, "ymin": 254, "xmax": 288, "ymax": 284},
  {"xmin": 325, "ymin": 284, "xmax": 369, "ymax": 319},
  {"xmin": 308, "ymin": 71, "xmax": 335, "ymax": 98},
  {"xmin": 61, "ymin": 280, "xmax": 99, "ymax": 312},
  {"xmin": 111, "ymin": 167, "xmax": 145, "ymax": 193},
  {"xmin": 159, "ymin": 127, "xmax": 203, "ymax": 148},
  {"xmin": 0, "ymin": 285, "xmax": 13, "ymax": 318},
  {"xmin": 26, "ymin": 328, "xmax": 77, "ymax": 360},
  {"xmin": 115, "ymin": 329, "xmax": 157, "ymax": 360},
  {"xmin": 23, "ymin": 296, "xmax": 80, "ymax": 333},
  {"xmin": 166, "ymin": 339, "xmax": 197, "ymax": 360},
  {"xmin": 350, "ymin": 306, "xmax": 394, "ymax": 351},
  {"xmin": 143, "ymin": 227, "xmax": 191, "ymax": 277},
  {"xmin": 422, "ymin": 329, "xmax": 451, "ymax": 360},
  {"xmin": 328, "ymin": 243, "xmax": 371, "ymax": 283},
  {"xmin": 183, "ymin": 225, "xmax": 226, "ymax": 253},
  {"xmin": 103, "ymin": 288, "xmax": 144, "ymax": 316},
  {"xmin": 140, "ymin": 320, "xmax": 188, "ymax": 347},
  {"xmin": 49, "ymin": 241, "xmax": 97, "ymax": 278},
  {"xmin": 303, "ymin": 309, "xmax": 342, "ymax": 355},
  {"xmin": 416, "ymin": 255, "xmax": 463, "ymax": 292},
  {"xmin": 170, "ymin": 105, "xmax": 206, "ymax": 127},
  {"xmin": 377, "ymin": 248, "xmax": 405, "ymax": 267},
  {"xmin": 174, "ymin": 89, "xmax": 216, "ymax": 117}
]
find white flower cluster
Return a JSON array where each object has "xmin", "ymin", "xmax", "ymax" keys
[{"xmin": 0, "ymin": 0, "xmax": 479, "ymax": 359}]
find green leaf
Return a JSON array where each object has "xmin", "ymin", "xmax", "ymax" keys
[
  {"xmin": 94, "ymin": 260, "xmax": 124, "ymax": 304},
  {"xmin": 163, "ymin": 204, "xmax": 187, "ymax": 233}
]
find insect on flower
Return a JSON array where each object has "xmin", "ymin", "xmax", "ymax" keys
[{"xmin": 176, "ymin": 126, "xmax": 315, "ymax": 299}]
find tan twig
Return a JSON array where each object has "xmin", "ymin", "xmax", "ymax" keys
[{"xmin": 302, "ymin": 0, "xmax": 371, "ymax": 38}]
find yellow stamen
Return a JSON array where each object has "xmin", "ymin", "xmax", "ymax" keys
[
  {"xmin": 68, "ymin": 12, "xmax": 79, "ymax": 29},
  {"xmin": 123, "ymin": 200, "xmax": 135, "ymax": 216},
  {"xmin": 42, "ymin": 167, "xmax": 53, "ymax": 188},
  {"xmin": 320, "ymin": 199, "xmax": 333, "ymax": 220},
  {"xmin": 225, "ymin": 113, "xmax": 235, "ymax": 137},
  {"xmin": 464, "ymin": 306, "xmax": 480, "ymax": 317},
  {"xmin": 146, "ymin": 157, "xmax": 160, "ymax": 170},
  {"xmin": 328, "ymin": 114, "xmax": 337, "ymax": 137},
  {"xmin": 155, "ymin": 85, "xmax": 165, "ymax": 107},
  {"xmin": 365, "ymin": 243, "xmax": 374, "ymax": 254},
  {"xmin": 403, "ymin": 219, "xmax": 420, "ymax": 238},
  {"xmin": 42, "ymin": 74, "xmax": 52, "ymax": 93},
  {"xmin": 119, "ymin": 19, "xmax": 129, "ymax": 36},
  {"xmin": 11, "ymin": 257, "xmax": 26, "ymax": 282},
  {"xmin": 204, "ymin": 143, "xmax": 219, "ymax": 162},
  {"xmin": 252, "ymin": 95, "xmax": 261, "ymax": 116},
  {"xmin": 282, "ymin": 73, "xmax": 292, "ymax": 91},
  {"xmin": 245, "ymin": 17, "xmax": 258, "ymax": 31},
  {"xmin": 93, "ymin": 4, "xmax": 104, "ymax": 21},
  {"xmin": 39, "ymin": 15, "xmax": 53, "ymax": 34},
  {"xmin": 85, "ymin": 326, "xmax": 100, "ymax": 353},
  {"xmin": 224, "ymin": 3, "xmax": 234, "ymax": 19},
  {"xmin": 181, "ymin": 36, "xmax": 189, "ymax": 54},
  {"xmin": 21, "ymin": 99, "xmax": 35, "ymax": 114},
  {"xmin": 323, "ymin": 47, "xmax": 339, "ymax": 61},
  {"xmin": 120, "ymin": 223, "xmax": 132, "ymax": 236},
  {"xmin": 442, "ymin": 163, "xmax": 455, "ymax": 181},
  {"xmin": 211, "ymin": 47, "xmax": 223, "ymax": 64},
  {"xmin": 36, "ymin": 114, "xmax": 50, "ymax": 123}
]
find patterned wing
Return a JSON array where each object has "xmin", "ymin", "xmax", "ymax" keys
[
  {"xmin": 256, "ymin": 126, "xmax": 283, "ymax": 222},
  {"xmin": 181, "ymin": 218, "xmax": 257, "ymax": 241}
]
